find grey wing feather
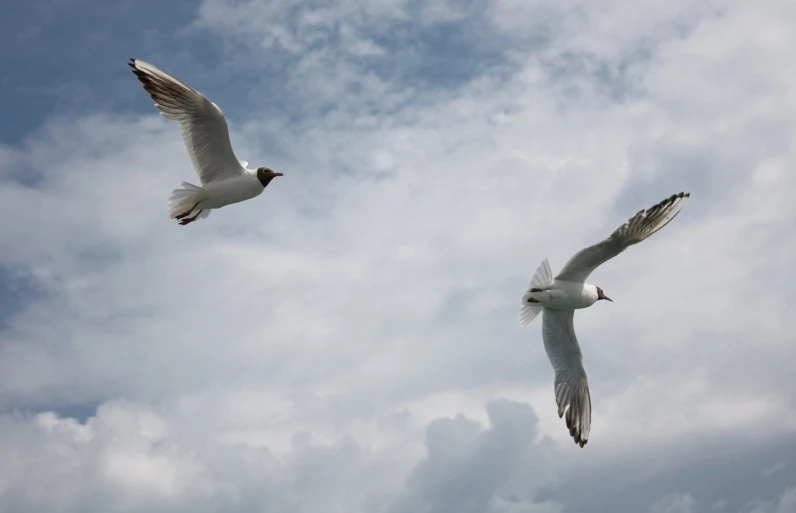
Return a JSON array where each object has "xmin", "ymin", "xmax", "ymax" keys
[
  {"xmin": 555, "ymin": 192, "xmax": 690, "ymax": 283},
  {"xmin": 129, "ymin": 58, "xmax": 243, "ymax": 184},
  {"xmin": 542, "ymin": 308, "xmax": 591, "ymax": 448}
]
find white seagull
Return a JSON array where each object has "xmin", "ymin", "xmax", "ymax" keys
[
  {"xmin": 128, "ymin": 58, "xmax": 283, "ymax": 226},
  {"xmin": 519, "ymin": 192, "xmax": 690, "ymax": 447}
]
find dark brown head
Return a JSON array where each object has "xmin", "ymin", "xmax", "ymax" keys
[
  {"xmin": 596, "ymin": 286, "xmax": 613, "ymax": 302},
  {"xmin": 256, "ymin": 167, "xmax": 284, "ymax": 187}
]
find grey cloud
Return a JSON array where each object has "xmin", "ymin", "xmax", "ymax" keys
[
  {"xmin": 0, "ymin": 400, "xmax": 560, "ymax": 513},
  {"xmin": 389, "ymin": 400, "xmax": 547, "ymax": 513},
  {"xmin": 740, "ymin": 487, "xmax": 796, "ymax": 513},
  {"xmin": 649, "ymin": 493, "xmax": 698, "ymax": 513},
  {"xmin": 0, "ymin": 264, "xmax": 43, "ymax": 331},
  {"xmin": 649, "ymin": 493, "xmax": 696, "ymax": 513},
  {"xmin": 3, "ymin": 399, "xmax": 794, "ymax": 513}
]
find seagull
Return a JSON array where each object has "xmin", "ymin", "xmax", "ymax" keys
[
  {"xmin": 519, "ymin": 192, "xmax": 690, "ymax": 447},
  {"xmin": 128, "ymin": 58, "xmax": 283, "ymax": 225}
]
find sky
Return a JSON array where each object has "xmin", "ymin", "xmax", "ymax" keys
[{"xmin": 0, "ymin": 0, "xmax": 795, "ymax": 512}]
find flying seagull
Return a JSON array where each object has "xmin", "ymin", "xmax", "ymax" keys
[
  {"xmin": 128, "ymin": 58, "xmax": 283, "ymax": 225},
  {"xmin": 519, "ymin": 192, "xmax": 690, "ymax": 447}
]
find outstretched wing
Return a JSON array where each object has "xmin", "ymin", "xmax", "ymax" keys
[
  {"xmin": 129, "ymin": 58, "xmax": 244, "ymax": 184},
  {"xmin": 556, "ymin": 192, "xmax": 690, "ymax": 283},
  {"xmin": 542, "ymin": 308, "xmax": 591, "ymax": 448}
]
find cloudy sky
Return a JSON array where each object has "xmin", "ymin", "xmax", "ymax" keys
[{"xmin": 1, "ymin": 0, "xmax": 795, "ymax": 511}]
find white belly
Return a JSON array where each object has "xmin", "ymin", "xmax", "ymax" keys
[
  {"xmin": 201, "ymin": 176, "xmax": 263, "ymax": 210},
  {"xmin": 528, "ymin": 281, "xmax": 598, "ymax": 310}
]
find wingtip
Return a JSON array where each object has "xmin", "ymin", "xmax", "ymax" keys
[
  {"xmin": 570, "ymin": 427, "xmax": 587, "ymax": 448},
  {"xmin": 676, "ymin": 191, "xmax": 691, "ymax": 206}
]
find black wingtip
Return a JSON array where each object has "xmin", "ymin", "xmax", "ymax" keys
[{"xmin": 572, "ymin": 431, "xmax": 587, "ymax": 448}]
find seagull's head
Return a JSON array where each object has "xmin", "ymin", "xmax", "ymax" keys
[
  {"xmin": 596, "ymin": 286, "xmax": 613, "ymax": 302},
  {"xmin": 256, "ymin": 167, "xmax": 284, "ymax": 187}
]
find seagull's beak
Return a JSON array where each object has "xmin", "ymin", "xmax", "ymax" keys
[
  {"xmin": 603, "ymin": 295, "xmax": 613, "ymax": 302},
  {"xmin": 273, "ymin": 172, "xmax": 284, "ymax": 177}
]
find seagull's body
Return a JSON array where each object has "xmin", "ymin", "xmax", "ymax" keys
[
  {"xmin": 525, "ymin": 281, "xmax": 600, "ymax": 310},
  {"xmin": 128, "ymin": 58, "xmax": 282, "ymax": 225},
  {"xmin": 520, "ymin": 192, "xmax": 691, "ymax": 448}
]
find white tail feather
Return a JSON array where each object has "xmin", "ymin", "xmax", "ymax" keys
[
  {"xmin": 168, "ymin": 182, "xmax": 206, "ymax": 220},
  {"xmin": 519, "ymin": 304, "xmax": 542, "ymax": 326},
  {"xmin": 530, "ymin": 258, "xmax": 553, "ymax": 288},
  {"xmin": 519, "ymin": 259, "xmax": 554, "ymax": 326}
]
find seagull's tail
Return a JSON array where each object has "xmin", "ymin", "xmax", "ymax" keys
[
  {"xmin": 520, "ymin": 258, "xmax": 554, "ymax": 326},
  {"xmin": 168, "ymin": 182, "xmax": 211, "ymax": 221}
]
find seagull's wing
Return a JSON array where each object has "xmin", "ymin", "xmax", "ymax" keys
[
  {"xmin": 555, "ymin": 192, "xmax": 690, "ymax": 283},
  {"xmin": 129, "ymin": 58, "xmax": 243, "ymax": 184},
  {"xmin": 542, "ymin": 308, "xmax": 591, "ymax": 448}
]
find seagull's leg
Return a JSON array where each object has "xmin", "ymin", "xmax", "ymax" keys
[
  {"xmin": 175, "ymin": 202, "xmax": 200, "ymax": 220},
  {"xmin": 179, "ymin": 210, "xmax": 202, "ymax": 226}
]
